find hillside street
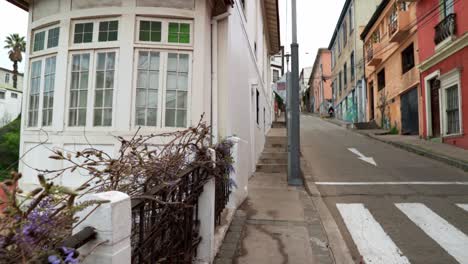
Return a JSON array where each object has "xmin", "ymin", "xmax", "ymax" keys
[{"xmin": 301, "ymin": 115, "xmax": 468, "ymax": 264}]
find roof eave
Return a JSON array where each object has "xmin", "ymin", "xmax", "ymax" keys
[{"xmin": 6, "ymin": 0, "xmax": 29, "ymax": 11}]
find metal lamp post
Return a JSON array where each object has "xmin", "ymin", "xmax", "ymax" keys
[{"xmin": 287, "ymin": 0, "xmax": 302, "ymax": 186}]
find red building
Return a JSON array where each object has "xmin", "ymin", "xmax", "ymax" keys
[{"xmin": 417, "ymin": 0, "xmax": 468, "ymax": 149}]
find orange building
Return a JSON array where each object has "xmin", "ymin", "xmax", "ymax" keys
[
  {"xmin": 361, "ymin": 0, "xmax": 421, "ymax": 135},
  {"xmin": 308, "ymin": 49, "xmax": 332, "ymax": 115}
]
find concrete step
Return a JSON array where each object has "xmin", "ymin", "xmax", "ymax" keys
[
  {"xmin": 272, "ymin": 122, "xmax": 286, "ymax": 128},
  {"xmin": 264, "ymin": 142, "xmax": 287, "ymax": 148},
  {"xmin": 256, "ymin": 164, "xmax": 288, "ymax": 173},
  {"xmin": 263, "ymin": 147, "xmax": 287, "ymax": 153},
  {"xmin": 265, "ymin": 136, "xmax": 287, "ymax": 144},
  {"xmin": 261, "ymin": 152, "xmax": 287, "ymax": 159},
  {"xmin": 259, "ymin": 158, "xmax": 288, "ymax": 164}
]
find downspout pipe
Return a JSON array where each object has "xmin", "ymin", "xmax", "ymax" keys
[{"xmin": 211, "ymin": 11, "xmax": 231, "ymax": 145}]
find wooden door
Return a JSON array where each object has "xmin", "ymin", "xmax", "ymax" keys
[{"xmin": 430, "ymin": 79, "xmax": 441, "ymax": 137}]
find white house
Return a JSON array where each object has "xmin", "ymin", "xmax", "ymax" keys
[
  {"xmin": 7, "ymin": 0, "xmax": 280, "ymax": 190},
  {"xmin": 0, "ymin": 67, "xmax": 23, "ymax": 126}
]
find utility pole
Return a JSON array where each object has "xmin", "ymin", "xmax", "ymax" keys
[{"xmin": 288, "ymin": 0, "xmax": 302, "ymax": 186}]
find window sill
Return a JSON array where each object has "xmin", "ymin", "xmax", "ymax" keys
[{"xmin": 442, "ymin": 133, "xmax": 464, "ymax": 139}]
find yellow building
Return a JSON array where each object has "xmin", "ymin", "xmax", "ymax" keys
[{"xmin": 361, "ymin": 0, "xmax": 421, "ymax": 135}]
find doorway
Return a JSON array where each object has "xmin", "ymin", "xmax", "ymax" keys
[
  {"xmin": 369, "ymin": 81, "xmax": 374, "ymax": 120},
  {"xmin": 400, "ymin": 87, "xmax": 419, "ymax": 135},
  {"xmin": 430, "ymin": 79, "xmax": 441, "ymax": 137}
]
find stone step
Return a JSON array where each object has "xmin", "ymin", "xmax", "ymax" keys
[
  {"xmin": 264, "ymin": 142, "xmax": 287, "ymax": 148},
  {"xmin": 259, "ymin": 158, "xmax": 288, "ymax": 164},
  {"xmin": 256, "ymin": 164, "xmax": 288, "ymax": 173},
  {"xmin": 263, "ymin": 147, "xmax": 287, "ymax": 153},
  {"xmin": 265, "ymin": 136, "xmax": 287, "ymax": 144},
  {"xmin": 272, "ymin": 122, "xmax": 286, "ymax": 128},
  {"xmin": 260, "ymin": 152, "xmax": 287, "ymax": 159}
]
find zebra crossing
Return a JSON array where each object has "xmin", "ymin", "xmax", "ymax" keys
[{"xmin": 336, "ymin": 203, "xmax": 468, "ymax": 264}]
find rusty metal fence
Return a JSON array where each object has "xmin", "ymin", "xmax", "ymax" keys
[
  {"xmin": 130, "ymin": 167, "xmax": 208, "ymax": 264},
  {"xmin": 214, "ymin": 175, "xmax": 231, "ymax": 226}
]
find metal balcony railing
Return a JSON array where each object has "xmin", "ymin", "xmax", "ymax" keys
[{"xmin": 434, "ymin": 13, "xmax": 456, "ymax": 45}]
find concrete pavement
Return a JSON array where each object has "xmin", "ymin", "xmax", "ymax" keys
[
  {"xmin": 215, "ymin": 127, "xmax": 333, "ymax": 264},
  {"xmin": 300, "ymin": 115, "xmax": 468, "ymax": 264}
]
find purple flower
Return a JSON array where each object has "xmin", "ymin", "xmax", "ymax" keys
[
  {"xmin": 48, "ymin": 255, "xmax": 61, "ymax": 264},
  {"xmin": 62, "ymin": 247, "xmax": 79, "ymax": 264}
]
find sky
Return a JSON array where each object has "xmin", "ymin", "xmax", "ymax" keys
[
  {"xmin": 279, "ymin": 0, "xmax": 346, "ymax": 70},
  {"xmin": 0, "ymin": 0, "xmax": 346, "ymax": 72},
  {"xmin": 0, "ymin": 1, "xmax": 28, "ymax": 72}
]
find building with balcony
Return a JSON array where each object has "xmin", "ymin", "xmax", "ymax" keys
[
  {"xmin": 0, "ymin": 67, "xmax": 23, "ymax": 126},
  {"xmin": 417, "ymin": 0, "xmax": 468, "ymax": 149},
  {"xmin": 6, "ymin": 0, "xmax": 280, "ymax": 189},
  {"xmin": 361, "ymin": 0, "xmax": 421, "ymax": 135},
  {"xmin": 308, "ymin": 48, "xmax": 332, "ymax": 115},
  {"xmin": 329, "ymin": 0, "xmax": 381, "ymax": 123}
]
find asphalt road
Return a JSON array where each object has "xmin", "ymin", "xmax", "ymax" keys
[{"xmin": 300, "ymin": 115, "xmax": 468, "ymax": 264}]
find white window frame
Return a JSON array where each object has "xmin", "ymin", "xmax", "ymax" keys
[
  {"xmin": 65, "ymin": 49, "xmax": 119, "ymax": 131},
  {"xmin": 31, "ymin": 23, "xmax": 60, "ymax": 56},
  {"xmin": 135, "ymin": 17, "xmax": 193, "ymax": 47},
  {"xmin": 70, "ymin": 18, "xmax": 121, "ymax": 49},
  {"xmin": 5, "ymin": 73, "xmax": 10, "ymax": 84},
  {"xmin": 25, "ymin": 54, "xmax": 57, "ymax": 130},
  {"xmin": 131, "ymin": 49, "xmax": 192, "ymax": 131},
  {"xmin": 440, "ymin": 69, "xmax": 462, "ymax": 137}
]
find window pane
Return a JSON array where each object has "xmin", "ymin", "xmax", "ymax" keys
[
  {"xmin": 180, "ymin": 24, "xmax": 190, "ymax": 33},
  {"xmin": 149, "ymin": 52, "xmax": 160, "ymax": 71},
  {"xmin": 33, "ymin": 31, "xmax": 45, "ymax": 52},
  {"xmin": 79, "ymin": 91, "xmax": 88, "ymax": 107},
  {"xmin": 147, "ymin": 109, "xmax": 157, "ymax": 126},
  {"xmin": 78, "ymin": 109, "xmax": 86, "ymax": 125},
  {"xmin": 103, "ymin": 109, "xmax": 112, "ymax": 126},
  {"xmin": 97, "ymin": 53, "xmax": 106, "ymax": 70},
  {"xmin": 165, "ymin": 109, "xmax": 175, "ymax": 127},
  {"xmin": 83, "ymin": 32, "xmax": 93, "ymax": 43},
  {"xmin": 94, "ymin": 109, "xmax": 102, "ymax": 126},
  {"xmin": 149, "ymin": 72, "xmax": 159, "ymax": 89},
  {"xmin": 98, "ymin": 32, "xmax": 107, "ymax": 42},
  {"xmin": 104, "ymin": 90, "xmax": 113, "ymax": 107},
  {"xmin": 151, "ymin": 31, "xmax": 161, "ymax": 42},
  {"xmin": 138, "ymin": 52, "xmax": 149, "ymax": 69},
  {"xmin": 177, "ymin": 91, "xmax": 187, "ymax": 109},
  {"xmin": 166, "ymin": 91, "xmax": 176, "ymax": 108},
  {"xmin": 139, "ymin": 31, "xmax": 149, "ymax": 41},
  {"xmin": 28, "ymin": 61, "xmax": 42, "ymax": 127},
  {"xmin": 47, "ymin": 27, "xmax": 60, "ymax": 48},
  {"xmin": 105, "ymin": 71, "xmax": 114, "ymax": 88},
  {"xmin": 136, "ymin": 89, "xmax": 146, "ymax": 107},
  {"xmin": 108, "ymin": 31, "xmax": 118, "ymax": 41},
  {"xmin": 80, "ymin": 72, "xmax": 89, "ymax": 89},
  {"xmin": 95, "ymin": 90, "xmax": 103, "ymax": 107},
  {"xmin": 136, "ymin": 108, "xmax": 145, "ymax": 126},
  {"xmin": 96, "ymin": 71, "xmax": 105, "ymax": 88},
  {"xmin": 137, "ymin": 71, "xmax": 148, "ymax": 88},
  {"xmin": 176, "ymin": 110, "xmax": 187, "ymax": 127},
  {"xmin": 168, "ymin": 54, "xmax": 178, "ymax": 71},
  {"xmin": 167, "ymin": 73, "xmax": 177, "ymax": 90}
]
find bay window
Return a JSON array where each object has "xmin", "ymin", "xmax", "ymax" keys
[
  {"xmin": 165, "ymin": 53, "xmax": 189, "ymax": 127},
  {"xmin": 72, "ymin": 19, "xmax": 119, "ymax": 45},
  {"xmin": 27, "ymin": 56, "xmax": 57, "ymax": 127},
  {"xmin": 134, "ymin": 18, "xmax": 192, "ymax": 129},
  {"xmin": 42, "ymin": 57, "xmax": 56, "ymax": 126},
  {"xmin": 136, "ymin": 51, "xmax": 161, "ymax": 126},
  {"xmin": 134, "ymin": 51, "xmax": 191, "ymax": 128},
  {"xmin": 68, "ymin": 51, "xmax": 117, "ymax": 127}
]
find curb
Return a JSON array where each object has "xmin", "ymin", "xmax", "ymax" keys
[
  {"xmin": 362, "ymin": 133, "xmax": 468, "ymax": 172},
  {"xmin": 300, "ymin": 160, "xmax": 355, "ymax": 264}
]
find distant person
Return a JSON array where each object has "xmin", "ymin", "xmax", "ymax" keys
[{"xmin": 328, "ymin": 106, "xmax": 334, "ymax": 118}]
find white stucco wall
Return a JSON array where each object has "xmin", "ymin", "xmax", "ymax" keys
[
  {"xmin": 0, "ymin": 89, "xmax": 22, "ymax": 126},
  {"xmin": 19, "ymin": 0, "xmax": 275, "ymax": 188}
]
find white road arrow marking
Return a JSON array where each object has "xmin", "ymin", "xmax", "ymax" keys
[{"xmin": 348, "ymin": 148, "xmax": 377, "ymax": 166}]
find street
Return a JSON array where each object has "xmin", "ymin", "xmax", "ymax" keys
[{"xmin": 300, "ymin": 115, "xmax": 468, "ymax": 264}]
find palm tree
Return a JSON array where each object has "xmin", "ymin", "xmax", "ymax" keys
[{"xmin": 4, "ymin": 34, "xmax": 26, "ymax": 89}]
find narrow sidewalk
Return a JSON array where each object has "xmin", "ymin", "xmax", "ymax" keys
[{"xmin": 214, "ymin": 127, "xmax": 333, "ymax": 264}]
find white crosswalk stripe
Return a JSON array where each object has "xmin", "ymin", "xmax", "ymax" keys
[
  {"xmin": 456, "ymin": 204, "xmax": 468, "ymax": 212},
  {"xmin": 336, "ymin": 203, "xmax": 411, "ymax": 264},
  {"xmin": 396, "ymin": 203, "xmax": 468, "ymax": 264}
]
